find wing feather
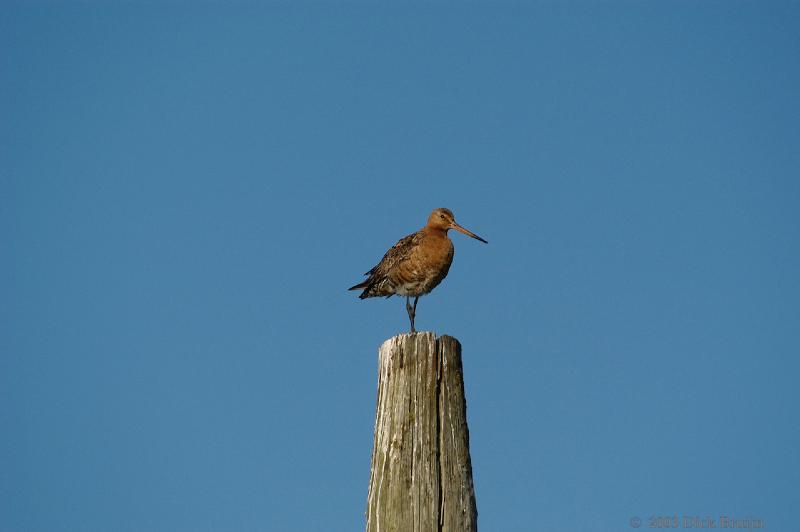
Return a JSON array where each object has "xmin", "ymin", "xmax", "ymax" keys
[{"xmin": 355, "ymin": 232, "xmax": 420, "ymax": 298}]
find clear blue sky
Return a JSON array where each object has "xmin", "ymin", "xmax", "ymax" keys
[{"xmin": 2, "ymin": 2, "xmax": 798, "ymax": 531}]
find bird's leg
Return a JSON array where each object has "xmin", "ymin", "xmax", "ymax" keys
[{"xmin": 406, "ymin": 295, "xmax": 416, "ymax": 333}]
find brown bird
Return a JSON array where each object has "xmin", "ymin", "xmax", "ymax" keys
[{"xmin": 349, "ymin": 208, "xmax": 488, "ymax": 332}]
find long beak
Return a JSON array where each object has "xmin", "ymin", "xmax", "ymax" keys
[{"xmin": 451, "ymin": 223, "xmax": 488, "ymax": 244}]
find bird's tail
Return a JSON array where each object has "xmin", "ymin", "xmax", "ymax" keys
[
  {"xmin": 349, "ymin": 279, "xmax": 377, "ymax": 300},
  {"xmin": 348, "ymin": 280, "xmax": 369, "ymax": 291}
]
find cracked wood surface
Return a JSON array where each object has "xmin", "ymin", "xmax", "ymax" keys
[{"xmin": 366, "ymin": 333, "xmax": 477, "ymax": 532}]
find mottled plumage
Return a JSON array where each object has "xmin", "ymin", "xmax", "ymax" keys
[{"xmin": 349, "ymin": 208, "xmax": 487, "ymax": 332}]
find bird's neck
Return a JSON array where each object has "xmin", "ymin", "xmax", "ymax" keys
[{"xmin": 424, "ymin": 226, "xmax": 449, "ymax": 238}]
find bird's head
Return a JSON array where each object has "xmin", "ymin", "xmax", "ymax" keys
[{"xmin": 427, "ymin": 208, "xmax": 488, "ymax": 243}]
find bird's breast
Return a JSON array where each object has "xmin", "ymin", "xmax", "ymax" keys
[{"xmin": 393, "ymin": 233, "xmax": 454, "ymax": 295}]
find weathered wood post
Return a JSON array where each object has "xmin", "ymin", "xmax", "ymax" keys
[{"xmin": 366, "ymin": 332, "xmax": 478, "ymax": 532}]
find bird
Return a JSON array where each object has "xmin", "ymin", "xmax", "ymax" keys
[{"xmin": 349, "ymin": 208, "xmax": 487, "ymax": 332}]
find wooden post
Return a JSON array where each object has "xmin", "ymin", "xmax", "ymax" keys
[{"xmin": 366, "ymin": 332, "xmax": 478, "ymax": 532}]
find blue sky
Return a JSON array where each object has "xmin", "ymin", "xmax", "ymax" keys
[{"xmin": 2, "ymin": 2, "xmax": 798, "ymax": 531}]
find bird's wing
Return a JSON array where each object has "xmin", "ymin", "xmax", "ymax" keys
[{"xmin": 364, "ymin": 232, "xmax": 419, "ymax": 278}]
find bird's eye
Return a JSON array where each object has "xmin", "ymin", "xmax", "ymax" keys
[{"xmin": 440, "ymin": 214, "xmax": 446, "ymax": 219}]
